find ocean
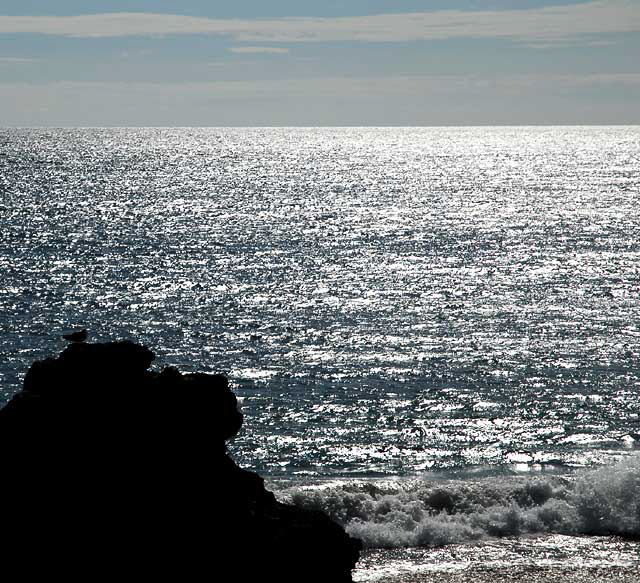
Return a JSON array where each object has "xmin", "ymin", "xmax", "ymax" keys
[{"xmin": 1, "ymin": 127, "xmax": 639, "ymax": 580}]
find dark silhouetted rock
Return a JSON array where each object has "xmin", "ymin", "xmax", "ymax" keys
[{"xmin": 0, "ymin": 341, "xmax": 361, "ymax": 581}]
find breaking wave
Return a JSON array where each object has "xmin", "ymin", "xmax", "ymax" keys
[{"xmin": 283, "ymin": 454, "xmax": 640, "ymax": 548}]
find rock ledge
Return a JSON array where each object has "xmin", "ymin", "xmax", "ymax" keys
[{"xmin": 0, "ymin": 341, "xmax": 361, "ymax": 581}]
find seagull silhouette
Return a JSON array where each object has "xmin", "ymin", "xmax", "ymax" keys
[{"xmin": 62, "ymin": 329, "xmax": 88, "ymax": 343}]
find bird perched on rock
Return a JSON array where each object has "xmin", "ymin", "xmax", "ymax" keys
[{"xmin": 62, "ymin": 329, "xmax": 88, "ymax": 343}]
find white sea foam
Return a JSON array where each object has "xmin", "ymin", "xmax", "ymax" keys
[{"xmin": 284, "ymin": 455, "xmax": 640, "ymax": 548}]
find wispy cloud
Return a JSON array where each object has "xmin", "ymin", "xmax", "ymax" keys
[
  {"xmin": 524, "ymin": 39, "xmax": 617, "ymax": 49},
  {"xmin": 228, "ymin": 46, "xmax": 289, "ymax": 54},
  {"xmin": 0, "ymin": 56, "xmax": 35, "ymax": 63},
  {"xmin": 3, "ymin": 73, "xmax": 638, "ymax": 98},
  {"xmin": 0, "ymin": 1, "xmax": 638, "ymax": 43}
]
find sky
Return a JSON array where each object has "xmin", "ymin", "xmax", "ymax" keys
[{"xmin": 0, "ymin": 0, "xmax": 638, "ymax": 126}]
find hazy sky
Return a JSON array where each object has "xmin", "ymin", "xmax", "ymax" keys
[{"xmin": 0, "ymin": 0, "xmax": 638, "ymax": 126}]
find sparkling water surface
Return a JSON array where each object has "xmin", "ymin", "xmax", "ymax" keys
[
  {"xmin": 1, "ymin": 127, "xmax": 640, "ymax": 561},
  {"xmin": 2, "ymin": 127, "xmax": 638, "ymax": 476},
  {"xmin": 353, "ymin": 535, "xmax": 640, "ymax": 581}
]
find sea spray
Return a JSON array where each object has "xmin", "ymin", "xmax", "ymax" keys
[
  {"xmin": 283, "ymin": 454, "xmax": 640, "ymax": 548},
  {"xmin": 573, "ymin": 454, "xmax": 640, "ymax": 536}
]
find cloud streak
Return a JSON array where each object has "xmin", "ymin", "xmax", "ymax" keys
[
  {"xmin": 3, "ymin": 73, "xmax": 639, "ymax": 99},
  {"xmin": 0, "ymin": 1, "xmax": 638, "ymax": 43},
  {"xmin": 228, "ymin": 46, "xmax": 289, "ymax": 54},
  {"xmin": 0, "ymin": 56, "xmax": 35, "ymax": 63}
]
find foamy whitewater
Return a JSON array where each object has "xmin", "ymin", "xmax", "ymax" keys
[
  {"xmin": 281, "ymin": 454, "xmax": 640, "ymax": 547},
  {"xmin": 1, "ymin": 127, "xmax": 639, "ymax": 578}
]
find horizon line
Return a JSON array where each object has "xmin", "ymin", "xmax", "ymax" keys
[{"xmin": 2, "ymin": 123, "xmax": 640, "ymax": 129}]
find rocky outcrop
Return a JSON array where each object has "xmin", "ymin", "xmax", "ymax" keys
[{"xmin": 0, "ymin": 341, "xmax": 361, "ymax": 581}]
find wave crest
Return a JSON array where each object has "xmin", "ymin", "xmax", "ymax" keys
[{"xmin": 284, "ymin": 455, "xmax": 640, "ymax": 548}]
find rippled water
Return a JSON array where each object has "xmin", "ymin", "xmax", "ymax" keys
[
  {"xmin": 1, "ymin": 127, "xmax": 640, "ymax": 566},
  {"xmin": 353, "ymin": 535, "xmax": 640, "ymax": 581}
]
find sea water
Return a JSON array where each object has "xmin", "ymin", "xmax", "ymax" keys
[{"xmin": 1, "ymin": 127, "xmax": 639, "ymax": 578}]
